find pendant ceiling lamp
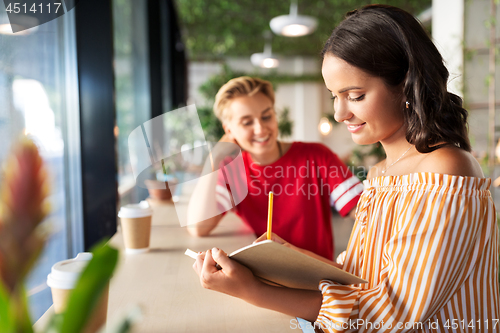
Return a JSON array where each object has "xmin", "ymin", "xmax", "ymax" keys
[
  {"xmin": 270, "ymin": 0, "xmax": 317, "ymax": 37},
  {"xmin": 250, "ymin": 31, "xmax": 279, "ymax": 68}
]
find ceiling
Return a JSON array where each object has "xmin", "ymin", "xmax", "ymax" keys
[{"xmin": 175, "ymin": 0, "xmax": 432, "ymax": 60}]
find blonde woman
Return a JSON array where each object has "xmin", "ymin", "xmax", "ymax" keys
[{"xmin": 187, "ymin": 76, "xmax": 362, "ymax": 260}]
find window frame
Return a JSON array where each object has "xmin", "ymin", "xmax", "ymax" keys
[
  {"xmin": 74, "ymin": 0, "xmax": 187, "ymax": 250},
  {"xmin": 74, "ymin": 0, "xmax": 117, "ymax": 250}
]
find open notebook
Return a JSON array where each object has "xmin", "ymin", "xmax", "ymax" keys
[{"xmin": 186, "ymin": 240, "xmax": 367, "ymax": 290}]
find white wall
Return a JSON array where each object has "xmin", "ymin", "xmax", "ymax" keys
[
  {"xmin": 432, "ymin": 0, "xmax": 464, "ymax": 97},
  {"xmin": 434, "ymin": 0, "xmax": 500, "ymax": 204},
  {"xmin": 273, "ymin": 82, "xmax": 322, "ymax": 142}
]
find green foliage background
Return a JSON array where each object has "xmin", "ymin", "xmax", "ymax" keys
[
  {"xmin": 176, "ymin": 0, "xmax": 431, "ymax": 155},
  {"xmin": 175, "ymin": 0, "xmax": 431, "ymax": 60}
]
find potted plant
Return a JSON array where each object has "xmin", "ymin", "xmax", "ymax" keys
[
  {"xmin": 0, "ymin": 138, "xmax": 138, "ymax": 333},
  {"xmin": 144, "ymin": 159, "xmax": 178, "ymax": 202}
]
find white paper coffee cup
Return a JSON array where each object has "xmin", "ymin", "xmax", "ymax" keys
[
  {"xmin": 47, "ymin": 253, "xmax": 109, "ymax": 332},
  {"xmin": 118, "ymin": 201, "xmax": 153, "ymax": 254},
  {"xmin": 47, "ymin": 253, "xmax": 93, "ymax": 314},
  {"xmin": 47, "ymin": 252, "xmax": 93, "ymax": 291}
]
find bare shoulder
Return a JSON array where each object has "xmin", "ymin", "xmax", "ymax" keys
[{"xmin": 416, "ymin": 146, "xmax": 484, "ymax": 178}]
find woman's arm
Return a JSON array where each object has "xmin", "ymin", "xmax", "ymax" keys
[
  {"xmin": 193, "ymin": 248, "xmax": 323, "ymax": 322},
  {"xmin": 186, "ymin": 137, "xmax": 239, "ymax": 236},
  {"xmin": 186, "ymin": 215, "xmax": 222, "ymax": 237},
  {"xmin": 185, "ymin": 168, "xmax": 224, "ymax": 236}
]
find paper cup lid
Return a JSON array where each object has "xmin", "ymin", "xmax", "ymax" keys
[
  {"xmin": 47, "ymin": 252, "xmax": 93, "ymax": 289},
  {"xmin": 118, "ymin": 201, "xmax": 153, "ymax": 218}
]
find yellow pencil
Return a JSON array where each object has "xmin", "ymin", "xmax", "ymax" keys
[{"xmin": 267, "ymin": 191, "xmax": 274, "ymax": 240}]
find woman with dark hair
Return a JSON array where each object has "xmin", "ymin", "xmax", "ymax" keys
[{"xmin": 192, "ymin": 5, "xmax": 500, "ymax": 331}]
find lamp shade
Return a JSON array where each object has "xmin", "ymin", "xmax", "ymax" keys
[
  {"xmin": 250, "ymin": 40, "xmax": 279, "ymax": 68},
  {"xmin": 270, "ymin": 0, "xmax": 317, "ymax": 37},
  {"xmin": 270, "ymin": 15, "xmax": 317, "ymax": 37},
  {"xmin": 250, "ymin": 53, "xmax": 279, "ymax": 68}
]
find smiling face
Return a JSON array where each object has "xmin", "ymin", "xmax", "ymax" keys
[
  {"xmin": 223, "ymin": 92, "xmax": 279, "ymax": 163},
  {"xmin": 321, "ymin": 54, "xmax": 406, "ymax": 146}
]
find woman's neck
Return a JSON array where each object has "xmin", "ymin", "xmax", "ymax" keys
[
  {"xmin": 249, "ymin": 141, "xmax": 283, "ymax": 165},
  {"xmin": 382, "ymin": 140, "xmax": 413, "ymax": 164},
  {"xmin": 380, "ymin": 126, "xmax": 412, "ymax": 162}
]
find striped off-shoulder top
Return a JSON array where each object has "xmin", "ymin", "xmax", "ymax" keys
[{"xmin": 316, "ymin": 173, "xmax": 500, "ymax": 332}]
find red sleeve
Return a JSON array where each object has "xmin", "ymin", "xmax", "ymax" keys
[{"xmin": 322, "ymin": 148, "xmax": 364, "ymax": 217}]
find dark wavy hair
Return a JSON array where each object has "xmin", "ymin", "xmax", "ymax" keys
[{"xmin": 322, "ymin": 4, "xmax": 471, "ymax": 153}]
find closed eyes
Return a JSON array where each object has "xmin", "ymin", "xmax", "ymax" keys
[
  {"xmin": 348, "ymin": 94, "xmax": 365, "ymax": 102},
  {"xmin": 330, "ymin": 94, "xmax": 365, "ymax": 102}
]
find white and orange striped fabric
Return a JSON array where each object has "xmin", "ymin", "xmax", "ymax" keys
[{"xmin": 316, "ymin": 173, "xmax": 500, "ymax": 332}]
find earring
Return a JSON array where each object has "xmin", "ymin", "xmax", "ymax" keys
[{"xmin": 405, "ymin": 101, "xmax": 410, "ymax": 109}]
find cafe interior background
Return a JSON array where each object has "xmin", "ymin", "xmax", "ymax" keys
[{"xmin": 0, "ymin": 0, "xmax": 498, "ymax": 321}]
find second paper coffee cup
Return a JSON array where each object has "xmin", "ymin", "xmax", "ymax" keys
[{"xmin": 118, "ymin": 201, "xmax": 153, "ymax": 254}]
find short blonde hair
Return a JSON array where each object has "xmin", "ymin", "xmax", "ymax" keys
[{"xmin": 213, "ymin": 76, "xmax": 275, "ymax": 122}]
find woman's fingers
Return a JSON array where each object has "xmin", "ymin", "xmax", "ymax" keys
[
  {"xmin": 200, "ymin": 249, "xmax": 231, "ymax": 290},
  {"xmin": 193, "ymin": 251, "xmax": 205, "ymax": 274},
  {"xmin": 202, "ymin": 249, "xmax": 218, "ymax": 273},
  {"xmin": 192, "ymin": 247, "xmax": 260, "ymax": 299},
  {"xmin": 253, "ymin": 233, "xmax": 266, "ymax": 243},
  {"xmin": 211, "ymin": 248, "xmax": 231, "ymax": 270}
]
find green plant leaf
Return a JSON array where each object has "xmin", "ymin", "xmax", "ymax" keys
[
  {"xmin": 58, "ymin": 242, "xmax": 118, "ymax": 333},
  {"xmin": 0, "ymin": 281, "xmax": 15, "ymax": 333},
  {"xmin": 278, "ymin": 107, "xmax": 293, "ymax": 138},
  {"xmin": 197, "ymin": 105, "xmax": 225, "ymax": 142},
  {"xmin": 13, "ymin": 287, "xmax": 34, "ymax": 333},
  {"xmin": 0, "ymin": 283, "xmax": 34, "ymax": 333}
]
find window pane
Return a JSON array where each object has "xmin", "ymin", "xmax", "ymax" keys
[
  {"xmin": 113, "ymin": 0, "xmax": 151, "ymax": 205},
  {"xmin": 0, "ymin": 8, "xmax": 80, "ymax": 320}
]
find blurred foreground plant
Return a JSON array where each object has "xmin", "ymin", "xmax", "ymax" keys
[
  {"xmin": 0, "ymin": 138, "xmax": 137, "ymax": 333},
  {"xmin": 0, "ymin": 138, "xmax": 49, "ymax": 332}
]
